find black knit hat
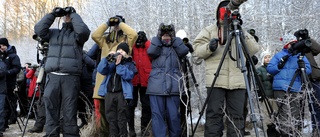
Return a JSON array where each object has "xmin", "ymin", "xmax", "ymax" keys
[
  {"xmin": 117, "ymin": 42, "xmax": 130, "ymax": 54},
  {"xmin": 0, "ymin": 38, "xmax": 9, "ymax": 47}
]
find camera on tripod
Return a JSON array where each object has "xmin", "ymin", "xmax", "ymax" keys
[
  {"xmin": 106, "ymin": 52, "xmax": 121, "ymax": 62},
  {"xmin": 288, "ymin": 29, "xmax": 312, "ymax": 55},
  {"xmin": 32, "ymin": 34, "xmax": 49, "ymax": 55}
]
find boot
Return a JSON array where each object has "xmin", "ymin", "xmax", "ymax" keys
[{"xmin": 28, "ymin": 126, "xmax": 43, "ymax": 133}]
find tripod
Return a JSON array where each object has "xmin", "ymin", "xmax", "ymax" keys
[
  {"xmin": 180, "ymin": 55, "xmax": 204, "ymax": 137},
  {"xmin": 21, "ymin": 47, "xmax": 47, "ymax": 137},
  {"xmin": 191, "ymin": 10, "xmax": 264, "ymax": 137},
  {"xmin": 282, "ymin": 54, "xmax": 319, "ymax": 136}
]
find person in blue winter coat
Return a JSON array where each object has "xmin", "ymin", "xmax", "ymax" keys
[
  {"xmin": 267, "ymin": 37, "xmax": 311, "ymax": 137},
  {"xmin": 0, "ymin": 51, "xmax": 7, "ymax": 137},
  {"xmin": 97, "ymin": 42, "xmax": 137, "ymax": 137},
  {"xmin": 147, "ymin": 23, "xmax": 189, "ymax": 137}
]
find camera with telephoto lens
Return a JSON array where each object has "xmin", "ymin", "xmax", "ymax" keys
[
  {"xmin": 33, "ymin": 34, "xmax": 49, "ymax": 55},
  {"xmin": 288, "ymin": 39, "xmax": 312, "ymax": 55},
  {"xmin": 106, "ymin": 52, "xmax": 121, "ymax": 62}
]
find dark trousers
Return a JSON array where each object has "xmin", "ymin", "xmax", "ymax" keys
[
  {"xmin": 99, "ymin": 99, "xmax": 110, "ymax": 137},
  {"xmin": 5, "ymin": 88, "xmax": 17, "ymax": 125},
  {"xmin": 310, "ymin": 81, "xmax": 320, "ymax": 129},
  {"xmin": 43, "ymin": 73, "xmax": 80, "ymax": 137},
  {"xmin": 104, "ymin": 91, "xmax": 128, "ymax": 136},
  {"xmin": 150, "ymin": 95, "xmax": 181, "ymax": 137},
  {"xmin": 34, "ymin": 95, "xmax": 45, "ymax": 129},
  {"xmin": 0, "ymin": 82, "xmax": 6, "ymax": 132},
  {"xmin": 274, "ymin": 91, "xmax": 303, "ymax": 136},
  {"xmin": 128, "ymin": 85, "xmax": 151, "ymax": 131},
  {"xmin": 204, "ymin": 87, "xmax": 245, "ymax": 137}
]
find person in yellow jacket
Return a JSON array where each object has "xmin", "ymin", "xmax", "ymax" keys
[
  {"xmin": 192, "ymin": 1, "xmax": 261, "ymax": 136},
  {"xmin": 91, "ymin": 15, "xmax": 138, "ymax": 137}
]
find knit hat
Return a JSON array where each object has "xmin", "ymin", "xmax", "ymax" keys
[
  {"xmin": 280, "ymin": 33, "xmax": 296, "ymax": 49},
  {"xmin": 0, "ymin": 38, "xmax": 9, "ymax": 47},
  {"xmin": 260, "ymin": 51, "xmax": 271, "ymax": 65},
  {"xmin": 117, "ymin": 42, "xmax": 130, "ymax": 54}
]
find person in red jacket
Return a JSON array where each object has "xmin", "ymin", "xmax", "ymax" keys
[
  {"xmin": 26, "ymin": 65, "xmax": 40, "ymax": 98},
  {"xmin": 128, "ymin": 31, "xmax": 152, "ymax": 136}
]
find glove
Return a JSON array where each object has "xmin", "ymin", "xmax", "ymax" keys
[
  {"xmin": 297, "ymin": 60, "xmax": 305, "ymax": 68},
  {"xmin": 64, "ymin": 6, "xmax": 76, "ymax": 15},
  {"xmin": 252, "ymin": 55, "xmax": 258, "ymax": 65},
  {"xmin": 51, "ymin": 7, "xmax": 66, "ymax": 17},
  {"xmin": 185, "ymin": 42, "xmax": 194, "ymax": 53},
  {"xmin": 208, "ymin": 38, "xmax": 219, "ymax": 52},
  {"xmin": 277, "ymin": 55, "xmax": 289, "ymax": 69}
]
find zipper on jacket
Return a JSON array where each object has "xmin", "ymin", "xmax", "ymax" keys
[
  {"xmin": 112, "ymin": 72, "xmax": 117, "ymax": 92},
  {"xmin": 57, "ymin": 30, "xmax": 66, "ymax": 71}
]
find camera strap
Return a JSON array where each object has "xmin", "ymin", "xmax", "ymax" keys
[{"xmin": 217, "ymin": 7, "xmax": 230, "ymax": 45}]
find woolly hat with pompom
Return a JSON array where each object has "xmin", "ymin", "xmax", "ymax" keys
[
  {"xmin": 260, "ymin": 51, "xmax": 271, "ymax": 65},
  {"xmin": 280, "ymin": 33, "xmax": 297, "ymax": 49}
]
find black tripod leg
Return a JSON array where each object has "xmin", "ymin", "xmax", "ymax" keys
[
  {"xmin": 21, "ymin": 84, "xmax": 39, "ymax": 137},
  {"xmin": 5, "ymin": 96, "xmax": 22, "ymax": 132}
]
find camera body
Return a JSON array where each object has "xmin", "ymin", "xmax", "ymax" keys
[
  {"xmin": 289, "ymin": 29, "xmax": 312, "ymax": 55},
  {"xmin": 106, "ymin": 52, "xmax": 121, "ymax": 62},
  {"xmin": 30, "ymin": 64, "xmax": 39, "ymax": 69},
  {"xmin": 289, "ymin": 39, "xmax": 312, "ymax": 55},
  {"xmin": 33, "ymin": 34, "xmax": 49, "ymax": 55}
]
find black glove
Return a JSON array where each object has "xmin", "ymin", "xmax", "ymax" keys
[
  {"xmin": 64, "ymin": 6, "xmax": 76, "ymax": 15},
  {"xmin": 297, "ymin": 60, "xmax": 305, "ymax": 68},
  {"xmin": 278, "ymin": 55, "xmax": 289, "ymax": 69},
  {"xmin": 208, "ymin": 38, "xmax": 219, "ymax": 52},
  {"xmin": 185, "ymin": 42, "xmax": 194, "ymax": 53},
  {"xmin": 51, "ymin": 7, "xmax": 66, "ymax": 17}
]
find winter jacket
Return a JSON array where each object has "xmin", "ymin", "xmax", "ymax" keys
[
  {"xmin": 192, "ymin": 24, "xmax": 260, "ymax": 89},
  {"xmin": 132, "ymin": 40, "xmax": 152, "ymax": 87},
  {"xmin": 256, "ymin": 65, "xmax": 273, "ymax": 98},
  {"xmin": 267, "ymin": 48, "xmax": 311, "ymax": 92},
  {"xmin": 87, "ymin": 44, "xmax": 101, "ymax": 86},
  {"xmin": 97, "ymin": 57, "xmax": 137, "ymax": 99},
  {"xmin": 2, "ymin": 46, "xmax": 21, "ymax": 89},
  {"xmin": 34, "ymin": 13, "xmax": 90, "ymax": 75},
  {"xmin": 146, "ymin": 37, "xmax": 189, "ymax": 95},
  {"xmin": 92, "ymin": 23, "xmax": 138, "ymax": 99},
  {"xmin": 0, "ymin": 59, "xmax": 6, "ymax": 94},
  {"xmin": 305, "ymin": 39, "xmax": 320, "ymax": 81},
  {"xmin": 26, "ymin": 69, "xmax": 39, "ymax": 98},
  {"xmin": 81, "ymin": 52, "xmax": 95, "ymax": 93}
]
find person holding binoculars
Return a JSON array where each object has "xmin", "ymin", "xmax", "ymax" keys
[
  {"xmin": 91, "ymin": 15, "xmax": 137, "ymax": 137},
  {"xmin": 34, "ymin": 6, "xmax": 90, "ymax": 137}
]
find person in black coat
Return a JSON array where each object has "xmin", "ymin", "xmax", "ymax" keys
[{"xmin": 0, "ymin": 38, "xmax": 21, "ymax": 128}]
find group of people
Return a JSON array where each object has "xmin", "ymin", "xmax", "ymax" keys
[{"xmin": 0, "ymin": 1, "xmax": 320, "ymax": 137}]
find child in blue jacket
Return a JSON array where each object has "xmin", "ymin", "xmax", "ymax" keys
[
  {"xmin": 97, "ymin": 42, "xmax": 137, "ymax": 137},
  {"xmin": 267, "ymin": 39, "xmax": 311, "ymax": 136}
]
